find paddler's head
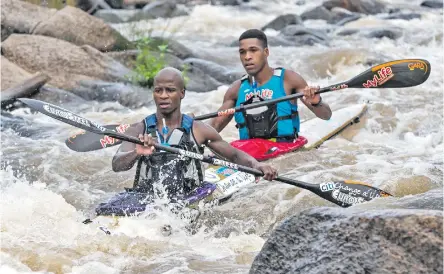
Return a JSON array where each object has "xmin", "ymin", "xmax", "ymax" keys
[
  {"xmin": 238, "ymin": 29, "xmax": 269, "ymax": 76},
  {"xmin": 153, "ymin": 67, "xmax": 186, "ymax": 116}
]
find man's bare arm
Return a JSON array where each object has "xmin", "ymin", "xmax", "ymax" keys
[
  {"xmin": 112, "ymin": 122, "xmax": 144, "ymax": 172},
  {"xmin": 208, "ymin": 81, "xmax": 241, "ymax": 132},
  {"xmin": 284, "ymin": 70, "xmax": 332, "ymax": 120}
]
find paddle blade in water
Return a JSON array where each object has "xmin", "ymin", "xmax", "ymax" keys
[
  {"xmin": 311, "ymin": 180, "xmax": 392, "ymax": 208},
  {"xmin": 345, "ymin": 59, "xmax": 430, "ymax": 89},
  {"xmin": 65, "ymin": 124, "xmax": 126, "ymax": 152}
]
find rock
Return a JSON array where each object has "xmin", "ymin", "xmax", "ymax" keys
[
  {"xmin": 106, "ymin": 50, "xmax": 184, "ymax": 70},
  {"xmin": 128, "ymin": 0, "xmax": 189, "ymax": 21},
  {"xmin": 337, "ymin": 27, "xmax": 403, "ymax": 40},
  {"xmin": 421, "ymin": 0, "xmax": 443, "ymax": 9},
  {"xmin": 33, "ymin": 86, "xmax": 88, "ymax": 106},
  {"xmin": 184, "ymin": 66, "xmax": 223, "ymax": 92},
  {"xmin": 1, "ymin": 56, "xmax": 33, "ymax": 91},
  {"xmin": 323, "ymin": 0, "xmax": 387, "ymax": 15},
  {"xmin": 183, "ymin": 58, "xmax": 243, "ymax": 84},
  {"xmin": 105, "ymin": 0, "xmax": 124, "ymax": 9},
  {"xmin": 210, "ymin": 0, "xmax": 242, "ymax": 5},
  {"xmin": 149, "ymin": 36, "xmax": 196, "ymax": 59},
  {"xmin": 250, "ymin": 207, "xmax": 443, "ymax": 274},
  {"xmin": 280, "ymin": 25, "xmax": 329, "ymax": 46},
  {"xmin": 381, "ymin": 12, "xmax": 422, "ymax": 20},
  {"xmin": 335, "ymin": 13, "xmax": 362, "ymax": 26},
  {"xmin": 0, "ymin": 0, "xmax": 56, "ymax": 36},
  {"xmin": 330, "ymin": 7, "xmax": 362, "ymax": 24},
  {"xmin": 94, "ymin": 9, "xmax": 140, "ymax": 24},
  {"xmin": 32, "ymin": 6, "xmax": 132, "ymax": 51},
  {"xmin": 261, "ymin": 14, "xmax": 303, "ymax": 31},
  {"xmin": 301, "ymin": 6, "xmax": 334, "ymax": 21},
  {"xmin": 70, "ymin": 80, "xmax": 153, "ymax": 108},
  {"xmin": 1, "ymin": 34, "xmax": 134, "ymax": 90}
]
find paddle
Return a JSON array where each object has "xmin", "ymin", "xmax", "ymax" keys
[
  {"xmin": 19, "ymin": 98, "xmax": 393, "ymax": 208},
  {"xmin": 64, "ymin": 58, "xmax": 431, "ymax": 152}
]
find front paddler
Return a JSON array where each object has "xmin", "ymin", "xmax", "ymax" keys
[{"xmin": 112, "ymin": 67, "xmax": 278, "ymax": 199}]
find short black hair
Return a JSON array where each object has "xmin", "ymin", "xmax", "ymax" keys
[{"xmin": 239, "ymin": 29, "xmax": 268, "ymax": 48}]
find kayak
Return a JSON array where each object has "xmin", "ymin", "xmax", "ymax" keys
[
  {"xmin": 230, "ymin": 104, "xmax": 367, "ymax": 161},
  {"xmin": 89, "ymin": 104, "xmax": 367, "ymax": 228}
]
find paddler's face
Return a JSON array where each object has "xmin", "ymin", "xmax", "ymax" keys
[
  {"xmin": 153, "ymin": 74, "xmax": 185, "ymax": 115},
  {"xmin": 239, "ymin": 38, "xmax": 269, "ymax": 76}
]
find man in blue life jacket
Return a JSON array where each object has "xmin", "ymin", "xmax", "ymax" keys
[
  {"xmin": 209, "ymin": 29, "xmax": 332, "ymax": 142},
  {"xmin": 112, "ymin": 67, "xmax": 278, "ymax": 199}
]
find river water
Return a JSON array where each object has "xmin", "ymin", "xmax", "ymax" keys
[{"xmin": 1, "ymin": 0, "xmax": 443, "ymax": 273}]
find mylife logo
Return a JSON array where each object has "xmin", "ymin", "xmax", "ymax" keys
[
  {"xmin": 362, "ymin": 67, "xmax": 394, "ymax": 88},
  {"xmin": 116, "ymin": 124, "xmax": 130, "ymax": 133},
  {"xmin": 245, "ymin": 89, "xmax": 273, "ymax": 101},
  {"xmin": 408, "ymin": 62, "xmax": 425, "ymax": 71},
  {"xmin": 100, "ymin": 135, "xmax": 116, "ymax": 148},
  {"xmin": 217, "ymin": 108, "xmax": 235, "ymax": 117}
]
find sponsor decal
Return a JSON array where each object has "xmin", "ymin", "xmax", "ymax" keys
[
  {"xmin": 100, "ymin": 135, "xmax": 116, "ymax": 148},
  {"xmin": 362, "ymin": 67, "xmax": 394, "ymax": 88},
  {"xmin": 245, "ymin": 88, "xmax": 273, "ymax": 101},
  {"xmin": 179, "ymin": 150, "xmax": 204, "ymax": 160},
  {"xmin": 332, "ymin": 189, "xmax": 365, "ymax": 205},
  {"xmin": 67, "ymin": 130, "xmax": 86, "ymax": 143},
  {"xmin": 90, "ymin": 121, "xmax": 107, "ymax": 132},
  {"xmin": 204, "ymin": 169, "xmax": 220, "ymax": 183},
  {"xmin": 217, "ymin": 108, "xmax": 236, "ymax": 117},
  {"xmin": 116, "ymin": 124, "xmax": 130, "ymax": 133},
  {"xmin": 213, "ymin": 159, "xmax": 238, "ymax": 170},
  {"xmin": 43, "ymin": 104, "xmax": 90, "ymax": 128},
  {"xmin": 216, "ymin": 171, "xmax": 253, "ymax": 194},
  {"xmin": 408, "ymin": 62, "xmax": 425, "ymax": 71},
  {"xmin": 330, "ymin": 84, "xmax": 348, "ymax": 91},
  {"xmin": 320, "ymin": 182, "xmax": 336, "ymax": 192},
  {"xmin": 216, "ymin": 167, "xmax": 236, "ymax": 177}
]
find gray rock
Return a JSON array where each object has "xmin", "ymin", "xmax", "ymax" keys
[
  {"xmin": 337, "ymin": 27, "xmax": 403, "ymax": 40},
  {"xmin": 94, "ymin": 9, "xmax": 140, "ymax": 24},
  {"xmin": 323, "ymin": 0, "xmax": 387, "ymax": 15},
  {"xmin": 210, "ymin": 0, "xmax": 242, "ymax": 5},
  {"xmin": 183, "ymin": 58, "xmax": 243, "ymax": 84},
  {"xmin": 420, "ymin": 0, "xmax": 443, "ymax": 9},
  {"xmin": 250, "ymin": 207, "xmax": 443, "ymax": 274},
  {"xmin": 184, "ymin": 66, "xmax": 223, "ymax": 93},
  {"xmin": 148, "ymin": 36, "xmax": 196, "ymax": 59},
  {"xmin": 71, "ymin": 80, "xmax": 153, "ymax": 108},
  {"xmin": 382, "ymin": 12, "xmax": 422, "ymax": 20},
  {"xmin": 301, "ymin": 6, "xmax": 334, "ymax": 21},
  {"xmin": 261, "ymin": 14, "xmax": 303, "ymax": 31},
  {"xmin": 129, "ymin": 0, "xmax": 189, "ymax": 21},
  {"xmin": 279, "ymin": 25, "xmax": 329, "ymax": 46}
]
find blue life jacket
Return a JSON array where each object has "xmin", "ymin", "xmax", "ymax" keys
[
  {"xmin": 133, "ymin": 114, "xmax": 204, "ymax": 198},
  {"xmin": 234, "ymin": 68, "xmax": 300, "ymax": 140}
]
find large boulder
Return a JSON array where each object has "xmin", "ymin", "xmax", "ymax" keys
[
  {"xmin": 32, "ymin": 6, "xmax": 131, "ymax": 51},
  {"xmin": 261, "ymin": 14, "xmax": 303, "ymax": 31},
  {"xmin": 1, "ymin": 56, "xmax": 33, "ymax": 91},
  {"xmin": 0, "ymin": 0, "xmax": 56, "ymax": 40},
  {"xmin": 323, "ymin": 0, "xmax": 387, "ymax": 14},
  {"xmin": 1, "ymin": 34, "xmax": 134, "ymax": 91},
  {"xmin": 250, "ymin": 207, "xmax": 443, "ymax": 274},
  {"xmin": 183, "ymin": 58, "xmax": 243, "ymax": 84}
]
